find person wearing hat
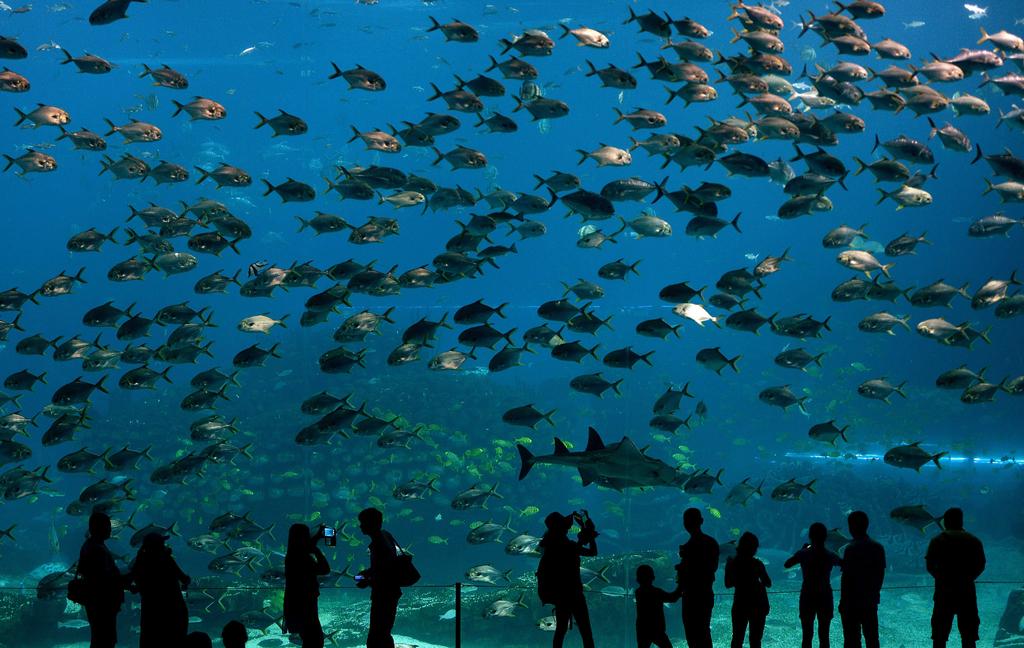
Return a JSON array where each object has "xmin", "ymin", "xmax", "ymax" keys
[
  {"xmin": 128, "ymin": 532, "xmax": 192, "ymax": 648},
  {"xmin": 537, "ymin": 510, "xmax": 599, "ymax": 648}
]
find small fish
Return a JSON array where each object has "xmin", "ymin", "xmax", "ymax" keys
[{"xmin": 963, "ymin": 3, "xmax": 987, "ymax": 19}]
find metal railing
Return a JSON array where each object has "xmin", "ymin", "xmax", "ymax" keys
[{"xmin": 1, "ymin": 579, "xmax": 1021, "ymax": 647}]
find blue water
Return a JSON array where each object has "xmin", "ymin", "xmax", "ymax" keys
[{"xmin": 0, "ymin": 0, "xmax": 1022, "ymax": 645}]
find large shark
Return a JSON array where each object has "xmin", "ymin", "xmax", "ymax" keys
[{"xmin": 516, "ymin": 427, "xmax": 686, "ymax": 490}]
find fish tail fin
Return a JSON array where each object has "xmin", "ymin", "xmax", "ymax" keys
[
  {"xmin": 426, "ymin": 16, "xmax": 441, "ymax": 32},
  {"xmin": 170, "ymin": 99, "xmax": 184, "ymax": 117},
  {"xmin": 516, "ymin": 444, "xmax": 535, "ymax": 480},
  {"xmin": 971, "ymin": 144, "xmax": 983, "ymax": 165},
  {"xmin": 193, "ymin": 165, "xmax": 211, "ymax": 185},
  {"xmin": 327, "ymin": 61, "xmax": 343, "ymax": 80},
  {"xmin": 728, "ymin": 355, "xmax": 741, "ymax": 373},
  {"xmin": 261, "ymin": 179, "xmax": 275, "ymax": 196},
  {"xmin": 932, "ymin": 452, "xmax": 948, "ymax": 469},
  {"xmin": 611, "ymin": 378, "xmax": 624, "ymax": 396}
]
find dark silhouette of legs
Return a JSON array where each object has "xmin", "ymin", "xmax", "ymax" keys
[
  {"xmin": 748, "ymin": 613, "xmax": 766, "ymax": 648},
  {"xmin": 933, "ymin": 596, "xmax": 980, "ymax": 648},
  {"xmin": 85, "ymin": 604, "xmax": 117, "ymax": 648},
  {"xmin": 573, "ymin": 593, "xmax": 596, "ymax": 648},
  {"xmin": 817, "ymin": 608, "xmax": 832, "ymax": 648},
  {"xmin": 682, "ymin": 592, "xmax": 714, "ymax": 648},
  {"xmin": 553, "ymin": 593, "xmax": 594, "ymax": 648},
  {"xmin": 368, "ymin": 594, "xmax": 399, "ymax": 648},
  {"xmin": 301, "ymin": 611, "xmax": 324, "ymax": 648},
  {"xmin": 731, "ymin": 607, "xmax": 749, "ymax": 648},
  {"xmin": 553, "ymin": 601, "xmax": 572, "ymax": 648},
  {"xmin": 800, "ymin": 611, "xmax": 815, "ymax": 648},
  {"xmin": 841, "ymin": 605, "xmax": 879, "ymax": 648}
]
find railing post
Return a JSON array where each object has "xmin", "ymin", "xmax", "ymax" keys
[{"xmin": 455, "ymin": 581, "xmax": 462, "ymax": 648}]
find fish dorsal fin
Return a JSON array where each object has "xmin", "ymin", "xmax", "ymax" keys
[
  {"xmin": 586, "ymin": 427, "xmax": 605, "ymax": 451},
  {"xmin": 553, "ymin": 438, "xmax": 569, "ymax": 455}
]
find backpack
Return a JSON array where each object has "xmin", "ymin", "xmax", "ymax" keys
[{"xmin": 535, "ymin": 549, "xmax": 558, "ymax": 605}]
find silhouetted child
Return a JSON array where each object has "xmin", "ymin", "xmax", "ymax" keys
[
  {"xmin": 785, "ymin": 522, "xmax": 842, "ymax": 648},
  {"xmin": 222, "ymin": 620, "xmax": 248, "ymax": 647},
  {"xmin": 184, "ymin": 631, "xmax": 212, "ymax": 648},
  {"xmin": 725, "ymin": 532, "xmax": 772, "ymax": 648},
  {"xmin": 635, "ymin": 564, "xmax": 681, "ymax": 648}
]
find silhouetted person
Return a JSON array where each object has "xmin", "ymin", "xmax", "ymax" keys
[
  {"xmin": 785, "ymin": 522, "xmax": 842, "ymax": 648},
  {"xmin": 77, "ymin": 511, "xmax": 125, "ymax": 648},
  {"xmin": 221, "ymin": 620, "xmax": 248, "ymax": 648},
  {"xmin": 128, "ymin": 532, "xmax": 191, "ymax": 648},
  {"xmin": 839, "ymin": 511, "xmax": 886, "ymax": 648},
  {"xmin": 537, "ymin": 510, "xmax": 599, "ymax": 648},
  {"xmin": 185, "ymin": 631, "xmax": 212, "ymax": 648},
  {"xmin": 725, "ymin": 532, "xmax": 771, "ymax": 648},
  {"xmin": 635, "ymin": 564, "xmax": 680, "ymax": 648},
  {"xmin": 926, "ymin": 507, "xmax": 986, "ymax": 648},
  {"xmin": 357, "ymin": 507, "xmax": 403, "ymax": 648},
  {"xmin": 677, "ymin": 507, "xmax": 718, "ymax": 648},
  {"xmin": 284, "ymin": 524, "xmax": 330, "ymax": 648}
]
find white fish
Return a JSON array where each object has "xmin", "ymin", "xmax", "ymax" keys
[
  {"xmin": 964, "ymin": 3, "xmax": 987, "ymax": 19},
  {"xmin": 438, "ymin": 609, "xmax": 456, "ymax": 620},
  {"xmin": 238, "ymin": 314, "xmax": 288, "ymax": 334},
  {"xmin": 903, "ymin": 21, "xmax": 926, "ymax": 28},
  {"xmin": 673, "ymin": 303, "xmax": 718, "ymax": 327},
  {"xmin": 239, "ymin": 46, "xmax": 257, "ymax": 57},
  {"xmin": 744, "ymin": 252, "xmax": 760, "ymax": 261}
]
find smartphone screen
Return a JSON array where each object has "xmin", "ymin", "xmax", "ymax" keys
[{"xmin": 324, "ymin": 526, "xmax": 336, "ymax": 546}]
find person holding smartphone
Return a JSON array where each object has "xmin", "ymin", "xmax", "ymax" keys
[
  {"xmin": 284, "ymin": 523, "xmax": 331, "ymax": 648},
  {"xmin": 537, "ymin": 509, "xmax": 599, "ymax": 648}
]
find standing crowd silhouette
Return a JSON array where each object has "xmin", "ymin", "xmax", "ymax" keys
[
  {"xmin": 535, "ymin": 506, "xmax": 986, "ymax": 648},
  {"xmin": 71, "ymin": 505, "xmax": 987, "ymax": 647}
]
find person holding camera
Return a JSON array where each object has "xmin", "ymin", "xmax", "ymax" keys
[
  {"xmin": 537, "ymin": 510, "xmax": 599, "ymax": 648},
  {"xmin": 358, "ymin": 507, "xmax": 406, "ymax": 648},
  {"xmin": 285, "ymin": 523, "xmax": 331, "ymax": 648}
]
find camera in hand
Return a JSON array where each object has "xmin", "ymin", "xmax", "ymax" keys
[{"xmin": 324, "ymin": 526, "xmax": 336, "ymax": 547}]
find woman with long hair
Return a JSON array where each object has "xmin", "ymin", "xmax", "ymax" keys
[
  {"xmin": 284, "ymin": 523, "xmax": 331, "ymax": 648},
  {"xmin": 128, "ymin": 532, "xmax": 191, "ymax": 647}
]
